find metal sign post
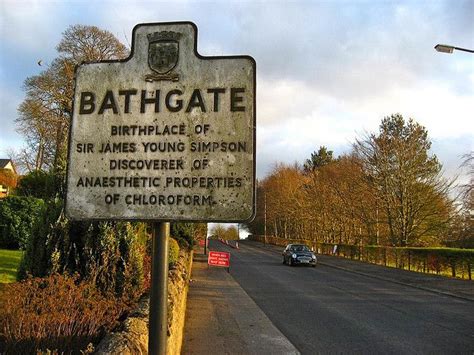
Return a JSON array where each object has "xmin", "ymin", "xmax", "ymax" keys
[
  {"xmin": 148, "ymin": 222, "xmax": 169, "ymax": 355},
  {"xmin": 65, "ymin": 22, "xmax": 256, "ymax": 355}
]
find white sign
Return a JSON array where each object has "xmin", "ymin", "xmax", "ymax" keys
[{"xmin": 66, "ymin": 22, "xmax": 255, "ymax": 221}]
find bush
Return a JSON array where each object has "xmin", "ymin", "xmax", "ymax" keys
[
  {"xmin": 14, "ymin": 169, "xmax": 59, "ymax": 200},
  {"xmin": 169, "ymin": 223, "xmax": 207, "ymax": 250},
  {"xmin": 18, "ymin": 198, "xmax": 64, "ymax": 278},
  {"xmin": 80, "ymin": 221, "xmax": 146, "ymax": 302},
  {"xmin": 170, "ymin": 222, "xmax": 194, "ymax": 249},
  {"xmin": 170, "ymin": 222, "xmax": 199, "ymax": 249},
  {"xmin": 0, "ymin": 196, "xmax": 45, "ymax": 250},
  {"xmin": 169, "ymin": 237, "xmax": 180, "ymax": 267},
  {"xmin": 0, "ymin": 273, "xmax": 128, "ymax": 354},
  {"xmin": 19, "ymin": 201, "xmax": 149, "ymax": 301}
]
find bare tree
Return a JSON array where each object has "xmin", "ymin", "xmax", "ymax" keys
[
  {"xmin": 460, "ymin": 151, "xmax": 474, "ymax": 199},
  {"xmin": 15, "ymin": 25, "xmax": 128, "ymax": 174},
  {"xmin": 449, "ymin": 152, "xmax": 474, "ymax": 247}
]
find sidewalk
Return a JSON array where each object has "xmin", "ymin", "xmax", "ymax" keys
[
  {"xmin": 182, "ymin": 252, "xmax": 299, "ymax": 355},
  {"xmin": 251, "ymin": 241, "xmax": 474, "ymax": 302}
]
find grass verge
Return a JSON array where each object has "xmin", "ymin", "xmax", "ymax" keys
[{"xmin": 0, "ymin": 249, "xmax": 23, "ymax": 283}]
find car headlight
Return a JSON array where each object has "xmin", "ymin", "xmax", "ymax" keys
[
  {"xmin": 312, "ymin": 254, "xmax": 316, "ymax": 259},
  {"xmin": 292, "ymin": 253, "xmax": 297, "ymax": 258}
]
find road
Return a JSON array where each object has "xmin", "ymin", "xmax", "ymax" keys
[{"xmin": 212, "ymin": 240, "xmax": 474, "ymax": 354}]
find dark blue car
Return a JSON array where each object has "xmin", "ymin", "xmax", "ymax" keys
[{"xmin": 282, "ymin": 244, "xmax": 317, "ymax": 267}]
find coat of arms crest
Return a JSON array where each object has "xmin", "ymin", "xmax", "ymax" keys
[{"xmin": 145, "ymin": 31, "xmax": 181, "ymax": 82}]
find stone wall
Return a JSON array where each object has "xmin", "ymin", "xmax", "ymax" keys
[
  {"xmin": 167, "ymin": 249, "xmax": 193, "ymax": 354},
  {"xmin": 95, "ymin": 249, "xmax": 193, "ymax": 355}
]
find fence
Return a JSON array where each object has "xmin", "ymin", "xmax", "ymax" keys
[{"xmin": 248, "ymin": 235, "xmax": 474, "ymax": 280}]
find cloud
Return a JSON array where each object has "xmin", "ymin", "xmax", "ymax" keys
[
  {"xmin": 256, "ymin": 100, "xmax": 356, "ymax": 178},
  {"xmin": 0, "ymin": 85, "xmax": 23, "ymax": 153},
  {"xmin": 257, "ymin": 78, "xmax": 321, "ymax": 125},
  {"xmin": 223, "ymin": 0, "xmax": 474, "ymax": 104},
  {"xmin": 0, "ymin": 0, "xmax": 472, "ymax": 183},
  {"xmin": 255, "ymin": 73, "xmax": 473, "ymax": 179},
  {"xmin": 428, "ymin": 135, "xmax": 473, "ymax": 200},
  {"xmin": 0, "ymin": 1, "xmax": 63, "ymax": 54},
  {"xmin": 257, "ymin": 69, "xmax": 473, "ymax": 136}
]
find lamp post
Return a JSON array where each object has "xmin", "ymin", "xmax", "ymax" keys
[{"xmin": 434, "ymin": 44, "xmax": 474, "ymax": 54}]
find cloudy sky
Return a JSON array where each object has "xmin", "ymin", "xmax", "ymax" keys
[{"xmin": 1, "ymin": 0, "xmax": 473, "ymax": 183}]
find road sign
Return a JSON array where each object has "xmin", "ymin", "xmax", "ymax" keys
[
  {"xmin": 66, "ymin": 22, "xmax": 256, "ymax": 222},
  {"xmin": 208, "ymin": 251, "xmax": 230, "ymax": 268}
]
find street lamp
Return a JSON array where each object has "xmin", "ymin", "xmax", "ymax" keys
[{"xmin": 434, "ymin": 44, "xmax": 474, "ymax": 54}]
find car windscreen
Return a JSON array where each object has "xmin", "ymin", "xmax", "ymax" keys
[{"xmin": 293, "ymin": 245, "xmax": 309, "ymax": 252}]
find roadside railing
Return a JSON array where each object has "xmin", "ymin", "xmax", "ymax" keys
[{"xmin": 248, "ymin": 235, "xmax": 474, "ymax": 280}]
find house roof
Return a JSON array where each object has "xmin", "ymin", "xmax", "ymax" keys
[
  {"xmin": 0, "ymin": 159, "xmax": 16, "ymax": 174},
  {"xmin": 0, "ymin": 159, "xmax": 11, "ymax": 168}
]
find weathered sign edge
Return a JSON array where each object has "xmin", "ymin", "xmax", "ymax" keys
[{"xmin": 64, "ymin": 21, "xmax": 257, "ymax": 223}]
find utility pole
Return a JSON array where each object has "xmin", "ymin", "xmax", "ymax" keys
[
  {"xmin": 264, "ymin": 192, "xmax": 267, "ymax": 245},
  {"xmin": 376, "ymin": 207, "xmax": 379, "ymax": 245}
]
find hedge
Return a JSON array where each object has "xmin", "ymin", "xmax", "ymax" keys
[
  {"xmin": 169, "ymin": 237, "xmax": 180, "ymax": 267},
  {"xmin": 249, "ymin": 235, "xmax": 474, "ymax": 280},
  {"xmin": 0, "ymin": 196, "xmax": 45, "ymax": 250}
]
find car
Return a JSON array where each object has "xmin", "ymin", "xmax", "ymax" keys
[{"xmin": 282, "ymin": 243, "xmax": 317, "ymax": 267}]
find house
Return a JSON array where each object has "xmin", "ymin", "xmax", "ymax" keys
[{"xmin": 0, "ymin": 159, "xmax": 17, "ymax": 198}]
